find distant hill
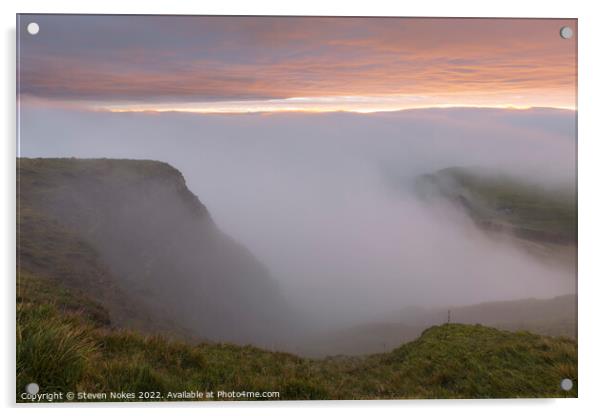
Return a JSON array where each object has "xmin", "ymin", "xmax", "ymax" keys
[
  {"xmin": 17, "ymin": 273, "xmax": 577, "ymax": 400},
  {"xmin": 413, "ymin": 166, "xmax": 577, "ymax": 269},
  {"xmin": 298, "ymin": 294, "xmax": 576, "ymax": 357},
  {"xmin": 394, "ymin": 295, "xmax": 577, "ymax": 338},
  {"xmin": 17, "ymin": 158, "xmax": 295, "ymax": 347},
  {"xmin": 415, "ymin": 166, "xmax": 577, "ymax": 245}
]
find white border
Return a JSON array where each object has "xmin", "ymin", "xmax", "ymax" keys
[{"xmin": 3, "ymin": 1, "xmax": 601, "ymax": 415}]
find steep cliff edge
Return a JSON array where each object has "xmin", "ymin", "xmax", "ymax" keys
[{"xmin": 17, "ymin": 158, "xmax": 294, "ymax": 347}]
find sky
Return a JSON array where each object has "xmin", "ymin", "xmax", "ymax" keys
[{"xmin": 17, "ymin": 15, "xmax": 577, "ymax": 113}]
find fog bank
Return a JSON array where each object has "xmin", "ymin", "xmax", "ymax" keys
[{"xmin": 20, "ymin": 106, "xmax": 577, "ymax": 328}]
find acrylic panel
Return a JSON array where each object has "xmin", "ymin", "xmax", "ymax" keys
[{"xmin": 16, "ymin": 15, "xmax": 577, "ymax": 402}]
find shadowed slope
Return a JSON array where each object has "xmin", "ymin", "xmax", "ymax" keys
[{"xmin": 18, "ymin": 158, "xmax": 295, "ymax": 347}]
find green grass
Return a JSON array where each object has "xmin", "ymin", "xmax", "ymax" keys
[
  {"xmin": 16, "ymin": 274, "xmax": 577, "ymax": 401},
  {"xmin": 17, "ymin": 302, "xmax": 97, "ymax": 395}
]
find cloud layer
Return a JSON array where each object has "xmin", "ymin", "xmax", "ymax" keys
[{"xmin": 18, "ymin": 15, "xmax": 576, "ymax": 111}]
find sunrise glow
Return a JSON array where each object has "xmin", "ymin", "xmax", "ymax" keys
[{"xmin": 18, "ymin": 16, "xmax": 576, "ymax": 113}]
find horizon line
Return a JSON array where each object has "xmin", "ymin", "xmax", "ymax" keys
[{"xmin": 102, "ymin": 104, "xmax": 576, "ymax": 116}]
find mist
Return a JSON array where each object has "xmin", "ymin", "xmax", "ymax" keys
[{"xmin": 19, "ymin": 106, "xmax": 576, "ymax": 330}]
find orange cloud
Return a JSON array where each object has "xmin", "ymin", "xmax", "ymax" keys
[{"xmin": 18, "ymin": 16, "xmax": 576, "ymax": 112}]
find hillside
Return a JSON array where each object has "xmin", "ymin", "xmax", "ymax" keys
[
  {"xmin": 400, "ymin": 295, "xmax": 577, "ymax": 338},
  {"xmin": 17, "ymin": 158, "xmax": 295, "ymax": 347},
  {"xmin": 415, "ymin": 167, "xmax": 576, "ymax": 243},
  {"xmin": 298, "ymin": 294, "xmax": 576, "ymax": 357},
  {"xmin": 414, "ymin": 166, "xmax": 577, "ymax": 267},
  {"xmin": 17, "ymin": 158, "xmax": 577, "ymax": 400},
  {"xmin": 17, "ymin": 273, "xmax": 577, "ymax": 401}
]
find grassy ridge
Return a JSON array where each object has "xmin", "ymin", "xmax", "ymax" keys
[
  {"xmin": 17, "ymin": 274, "xmax": 577, "ymax": 401},
  {"xmin": 302, "ymin": 294, "xmax": 577, "ymax": 357},
  {"xmin": 416, "ymin": 167, "xmax": 577, "ymax": 244}
]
